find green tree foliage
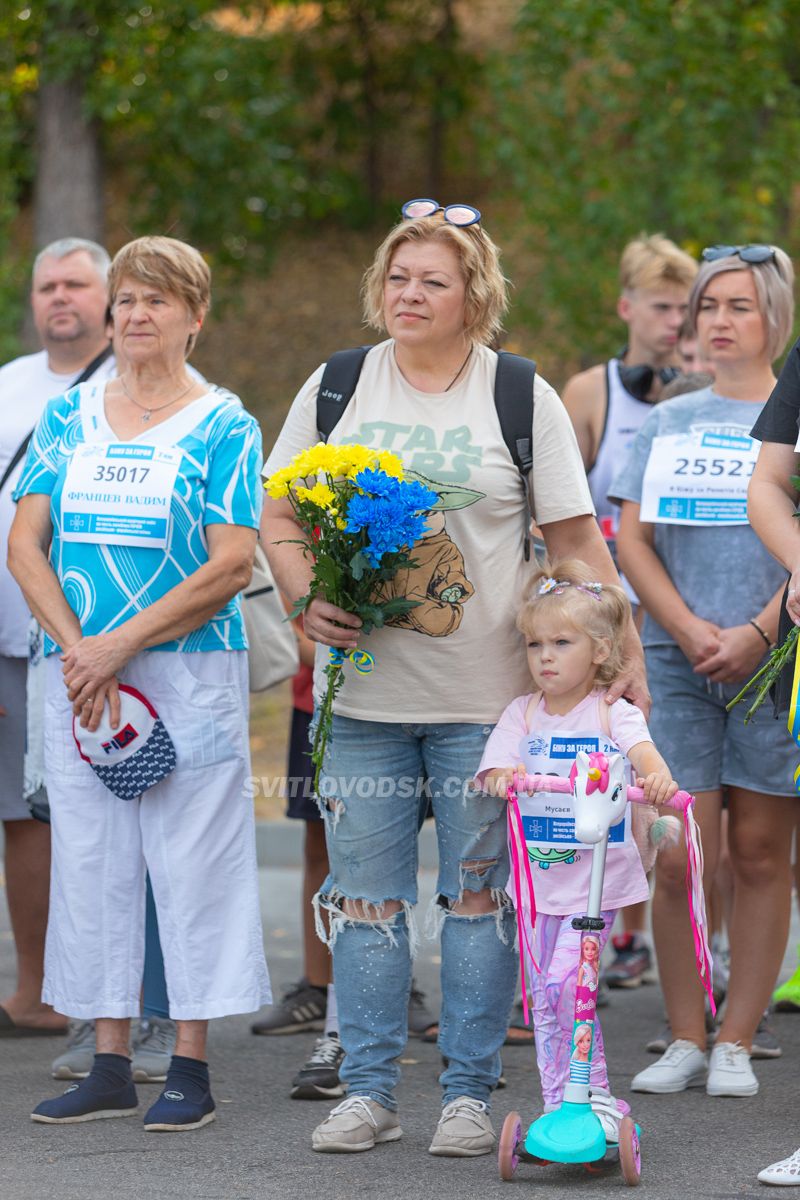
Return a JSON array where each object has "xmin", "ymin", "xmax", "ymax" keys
[
  {"xmin": 490, "ymin": 0, "xmax": 800, "ymax": 361},
  {"xmin": 8, "ymin": 2, "xmax": 315, "ymax": 265},
  {"xmin": 1, "ymin": 1, "xmax": 476, "ymax": 354},
  {"xmin": 285, "ymin": 0, "xmax": 476, "ymax": 224}
]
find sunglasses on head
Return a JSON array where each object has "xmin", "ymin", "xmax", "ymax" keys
[
  {"xmin": 401, "ymin": 198, "xmax": 481, "ymax": 228},
  {"xmin": 702, "ymin": 244, "xmax": 775, "ymax": 265}
]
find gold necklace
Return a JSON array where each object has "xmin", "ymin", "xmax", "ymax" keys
[{"xmin": 120, "ymin": 375, "xmax": 195, "ymax": 423}]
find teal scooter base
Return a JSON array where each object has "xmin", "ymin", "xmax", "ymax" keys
[{"xmin": 524, "ymin": 1101, "xmax": 607, "ymax": 1164}]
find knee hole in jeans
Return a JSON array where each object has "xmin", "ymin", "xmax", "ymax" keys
[{"xmin": 341, "ymin": 897, "xmax": 404, "ymax": 920}]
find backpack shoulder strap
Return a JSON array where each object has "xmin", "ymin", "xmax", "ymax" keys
[
  {"xmin": 494, "ymin": 350, "xmax": 536, "ymax": 560},
  {"xmin": 494, "ymin": 350, "xmax": 536, "ymax": 479},
  {"xmin": 0, "ymin": 432, "xmax": 33, "ymax": 495},
  {"xmin": 0, "ymin": 344, "xmax": 114, "ymax": 496},
  {"xmin": 316, "ymin": 347, "xmax": 372, "ymax": 441}
]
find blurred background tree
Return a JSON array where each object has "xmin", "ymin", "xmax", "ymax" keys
[
  {"xmin": 2, "ymin": 0, "xmax": 800, "ymax": 392},
  {"xmin": 491, "ymin": 0, "xmax": 800, "ymax": 363}
]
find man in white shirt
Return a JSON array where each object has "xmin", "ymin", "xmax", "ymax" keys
[{"xmin": 0, "ymin": 238, "xmax": 112, "ymax": 1036}]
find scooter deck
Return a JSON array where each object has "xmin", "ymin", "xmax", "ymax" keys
[{"xmin": 524, "ymin": 1101, "xmax": 607, "ymax": 1164}]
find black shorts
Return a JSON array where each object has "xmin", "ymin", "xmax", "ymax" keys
[{"xmin": 285, "ymin": 708, "xmax": 320, "ymax": 821}]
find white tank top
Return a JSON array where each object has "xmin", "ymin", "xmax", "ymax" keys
[{"xmin": 588, "ymin": 358, "xmax": 655, "ymax": 539}]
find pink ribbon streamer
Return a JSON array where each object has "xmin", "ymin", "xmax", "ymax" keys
[
  {"xmin": 680, "ymin": 799, "xmax": 716, "ymax": 1017},
  {"xmin": 506, "ymin": 783, "xmax": 539, "ymax": 1024}
]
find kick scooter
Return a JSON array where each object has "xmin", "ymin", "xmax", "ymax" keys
[{"xmin": 498, "ymin": 751, "xmax": 712, "ymax": 1187}]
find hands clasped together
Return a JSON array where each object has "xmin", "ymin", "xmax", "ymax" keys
[{"xmin": 61, "ymin": 633, "xmax": 131, "ymax": 732}]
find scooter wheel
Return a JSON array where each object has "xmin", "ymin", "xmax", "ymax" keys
[
  {"xmin": 498, "ymin": 1111, "xmax": 523, "ymax": 1181},
  {"xmin": 619, "ymin": 1117, "xmax": 642, "ymax": 1186}
]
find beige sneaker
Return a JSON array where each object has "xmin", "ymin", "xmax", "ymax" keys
[
  {"xmin": 311, "ymin": 1096, "xmax": 401, "ymax": 1153},
  {"xmin": 428, "ymin": 1096, "xmax": 495, "ymax": 1157}
]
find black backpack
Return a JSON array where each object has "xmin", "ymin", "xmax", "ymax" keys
[{"xmin": 316, "ymin": 346, "xmax": 537, "ymax": 559}]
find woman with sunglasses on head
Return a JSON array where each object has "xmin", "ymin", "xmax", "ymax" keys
[
  {"xmin": 612, "ymin": 244, "xmax": 797, "ymax": 1101},
  {"xmin": 747, "ymin": 288, "xmax": 800, "ymax": 1187},
  {"xmin": 262, "ymin": 199, "xmax": 648, "ymax": 1159}
]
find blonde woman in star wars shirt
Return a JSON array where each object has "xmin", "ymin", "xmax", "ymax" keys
[
  {"xmin": 611, "ymin": 244, "xmax": 796, "ymax": 1102},
  {"xmin": 262, "ymin": 200, "xmax": 648, "ymax": 1161}
]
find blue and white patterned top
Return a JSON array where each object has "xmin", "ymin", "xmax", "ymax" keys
[{"xmin": 14, "ymin": 382, "xmax": 263, "ymax": 653}]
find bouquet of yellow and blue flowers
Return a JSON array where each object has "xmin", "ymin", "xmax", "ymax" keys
[{"xmin": 265, "ymin": 443, "xmax": 437, "ymax": 789}]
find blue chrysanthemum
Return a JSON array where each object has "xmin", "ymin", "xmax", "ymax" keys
[{"xmin": 345, "ymin": 473, "xmax": 437, "ymax": 567}]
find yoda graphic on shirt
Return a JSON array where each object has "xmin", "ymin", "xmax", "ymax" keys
[{"xmin": 377, "ymin": 474, "xmax": 483, "ymax": 638}]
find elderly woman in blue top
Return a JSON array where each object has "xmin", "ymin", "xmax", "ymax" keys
[{"xmin": 8, "ymin": 236, "xmax": 270, "ymax": 1132}]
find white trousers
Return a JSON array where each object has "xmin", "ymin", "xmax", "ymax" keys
[{"xmin": 43, "ymin": 650, "xmax": 271, "ymax": 1020}]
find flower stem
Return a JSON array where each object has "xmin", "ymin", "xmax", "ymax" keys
[
  {"xmin": 726, "ymin": 625, "xmax": 799, "ymax": 722},
  {"xmin": 311, "ymin": 660, "xmax": 344, "ymax": 794}
]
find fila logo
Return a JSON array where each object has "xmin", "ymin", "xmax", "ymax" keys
[{"xmin": 101, "ymin": 722, "xmax": 140, "ymax": 755}]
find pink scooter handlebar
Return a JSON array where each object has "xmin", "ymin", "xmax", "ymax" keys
[{"xmin": 511, "ymin": 772, "xmax": 694, "ymax": 811}]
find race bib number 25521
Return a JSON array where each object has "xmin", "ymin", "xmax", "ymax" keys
[{"xmin": 640, "ymin": 430, "xmax": 757, "ymax": 526}]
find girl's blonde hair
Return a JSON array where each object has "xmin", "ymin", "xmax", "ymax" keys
[{"xmin": 517, "ymin": 559, "xmax": 630, "ymax": 687}]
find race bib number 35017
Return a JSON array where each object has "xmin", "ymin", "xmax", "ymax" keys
[
  {"xmin": 640, "ymin": 430, "xmax": 757, "ymax": 526},
  {"xmin": 61, "ymin": 443, "xmax": 181, "ymax": 549}
]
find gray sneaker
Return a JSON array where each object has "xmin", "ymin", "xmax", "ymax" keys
[
  {"xmin": 645, "ymin": 1022, "xmax": 671, "ymax": 1055},
  {"xmin": 52, "ymin": 1021, "xmax": 97, "ymax": 1080},
  {"xmin": 428, "ymin": 1096, "xmax": 495, "ymax": 1157},
  {"xmin": 132, "ymin": 1017, "xmax": 176, "ymax": 1083},
  {"xmin": 407, "ymin": 982, "xmax": 436, "ymax": 1037},
  {"xmin": 251, "ymin": 978, "xmax": 326, "ymax": 1036},
  {"xmin": 751, "ymin": 1013, "xmax": 782, "ymax": 1060},
  {"xmin": 312, "ymin": 1096, "xmax": 402, "ymax": 1153}
]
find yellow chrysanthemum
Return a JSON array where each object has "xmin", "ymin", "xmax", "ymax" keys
[
  {"xmin": 295, "ymin": 482, "xmax": 337, "ymax": 509},
  {"xmin": 374, "ymin": 450, "xmax": 404, "ymax": 479},
  {"xmin": 334, "ymin": 443, "xmax": 377, "ymax": 479},
  {"xmin": 286, "ymin": 442, "xmax": 342, "ymax": 480},
  {"xmin": 263, "ymin": 465, "xmax": 297, "ymax": 498}
]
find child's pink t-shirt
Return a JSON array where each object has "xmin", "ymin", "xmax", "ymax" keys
[{"xmin": 476, "ymin": 689, "xmax": 652, "ymax": 916}]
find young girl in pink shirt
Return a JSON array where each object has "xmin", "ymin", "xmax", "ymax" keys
[{"xmin": 476, "ymin": 559, "xmax": 677, "ymax": 1139}]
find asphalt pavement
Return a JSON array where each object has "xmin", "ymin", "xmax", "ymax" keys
[{"xmin": 1, "ymin": 824, "xmax": 798, "ymax": 1200}]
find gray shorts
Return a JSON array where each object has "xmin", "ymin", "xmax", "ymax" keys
[
  {"xmin": 0, "ymin": 656, "xmax": 30, "ymax": 821},
  {"xmin": 646, "ymin": 644, "xmax": 798, "ymax": 797}
]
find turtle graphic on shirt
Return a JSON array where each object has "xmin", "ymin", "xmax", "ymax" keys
[
  {"xmin": 376, "ymin": 473, "xmax": 484, "ymax": 638},
  {"xmin": 527, "ymin": 846, "xmax": 579, "ymax": 870}
]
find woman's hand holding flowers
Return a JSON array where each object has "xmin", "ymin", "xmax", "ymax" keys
[{"xmin": 304, "ymin": 597, "xmax": 362, "ymax": 649}]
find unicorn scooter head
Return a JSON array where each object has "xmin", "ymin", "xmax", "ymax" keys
[{"xmin": 568, "ymin": 750, "xmax": 627, "ymax": 844}]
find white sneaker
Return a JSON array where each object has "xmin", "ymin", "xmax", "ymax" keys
[
  {"xmin": 429, "ymin": 1096, "xmax": 495, "ymax": 1157},
  {"xmin": 589, "ymin": 1087, "xmax": 630, "ymax": 1143},
  {"xmin": 706, "ymin": 1041, "xmax": 758, "ymax": 1097},
  {"xmin": 311, "ymin": 1096, "xmax": 401, "ymax": 1153},
  {"xmin": 758, "ymin": 1147, "xmax": 800, "ymax": 1185},
  {"xmin": 631, "ymin": 1039, "xmax": 707, "ymax": 1093}
]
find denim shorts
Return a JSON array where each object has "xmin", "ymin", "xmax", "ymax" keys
[
  {"xmin": 646, "ymin": 643, "xmax": 797, "ymax": 797},
  {"xmin": 318, "ymin": 714, "xmax": 507, "ymax": 906}
]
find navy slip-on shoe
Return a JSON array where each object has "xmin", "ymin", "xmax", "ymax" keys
[
  {"xmin": 143, "ymin": 1085, "xmax": 216, "ymax": 1132},
  {"xmin": 31, "ymin": 1077, "xmax": 138, "ymax": 1124}
]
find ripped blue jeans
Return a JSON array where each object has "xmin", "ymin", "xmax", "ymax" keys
[{"xmin": 316, "ymin": 715, "xmax": 517, "ymax": 1111}]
